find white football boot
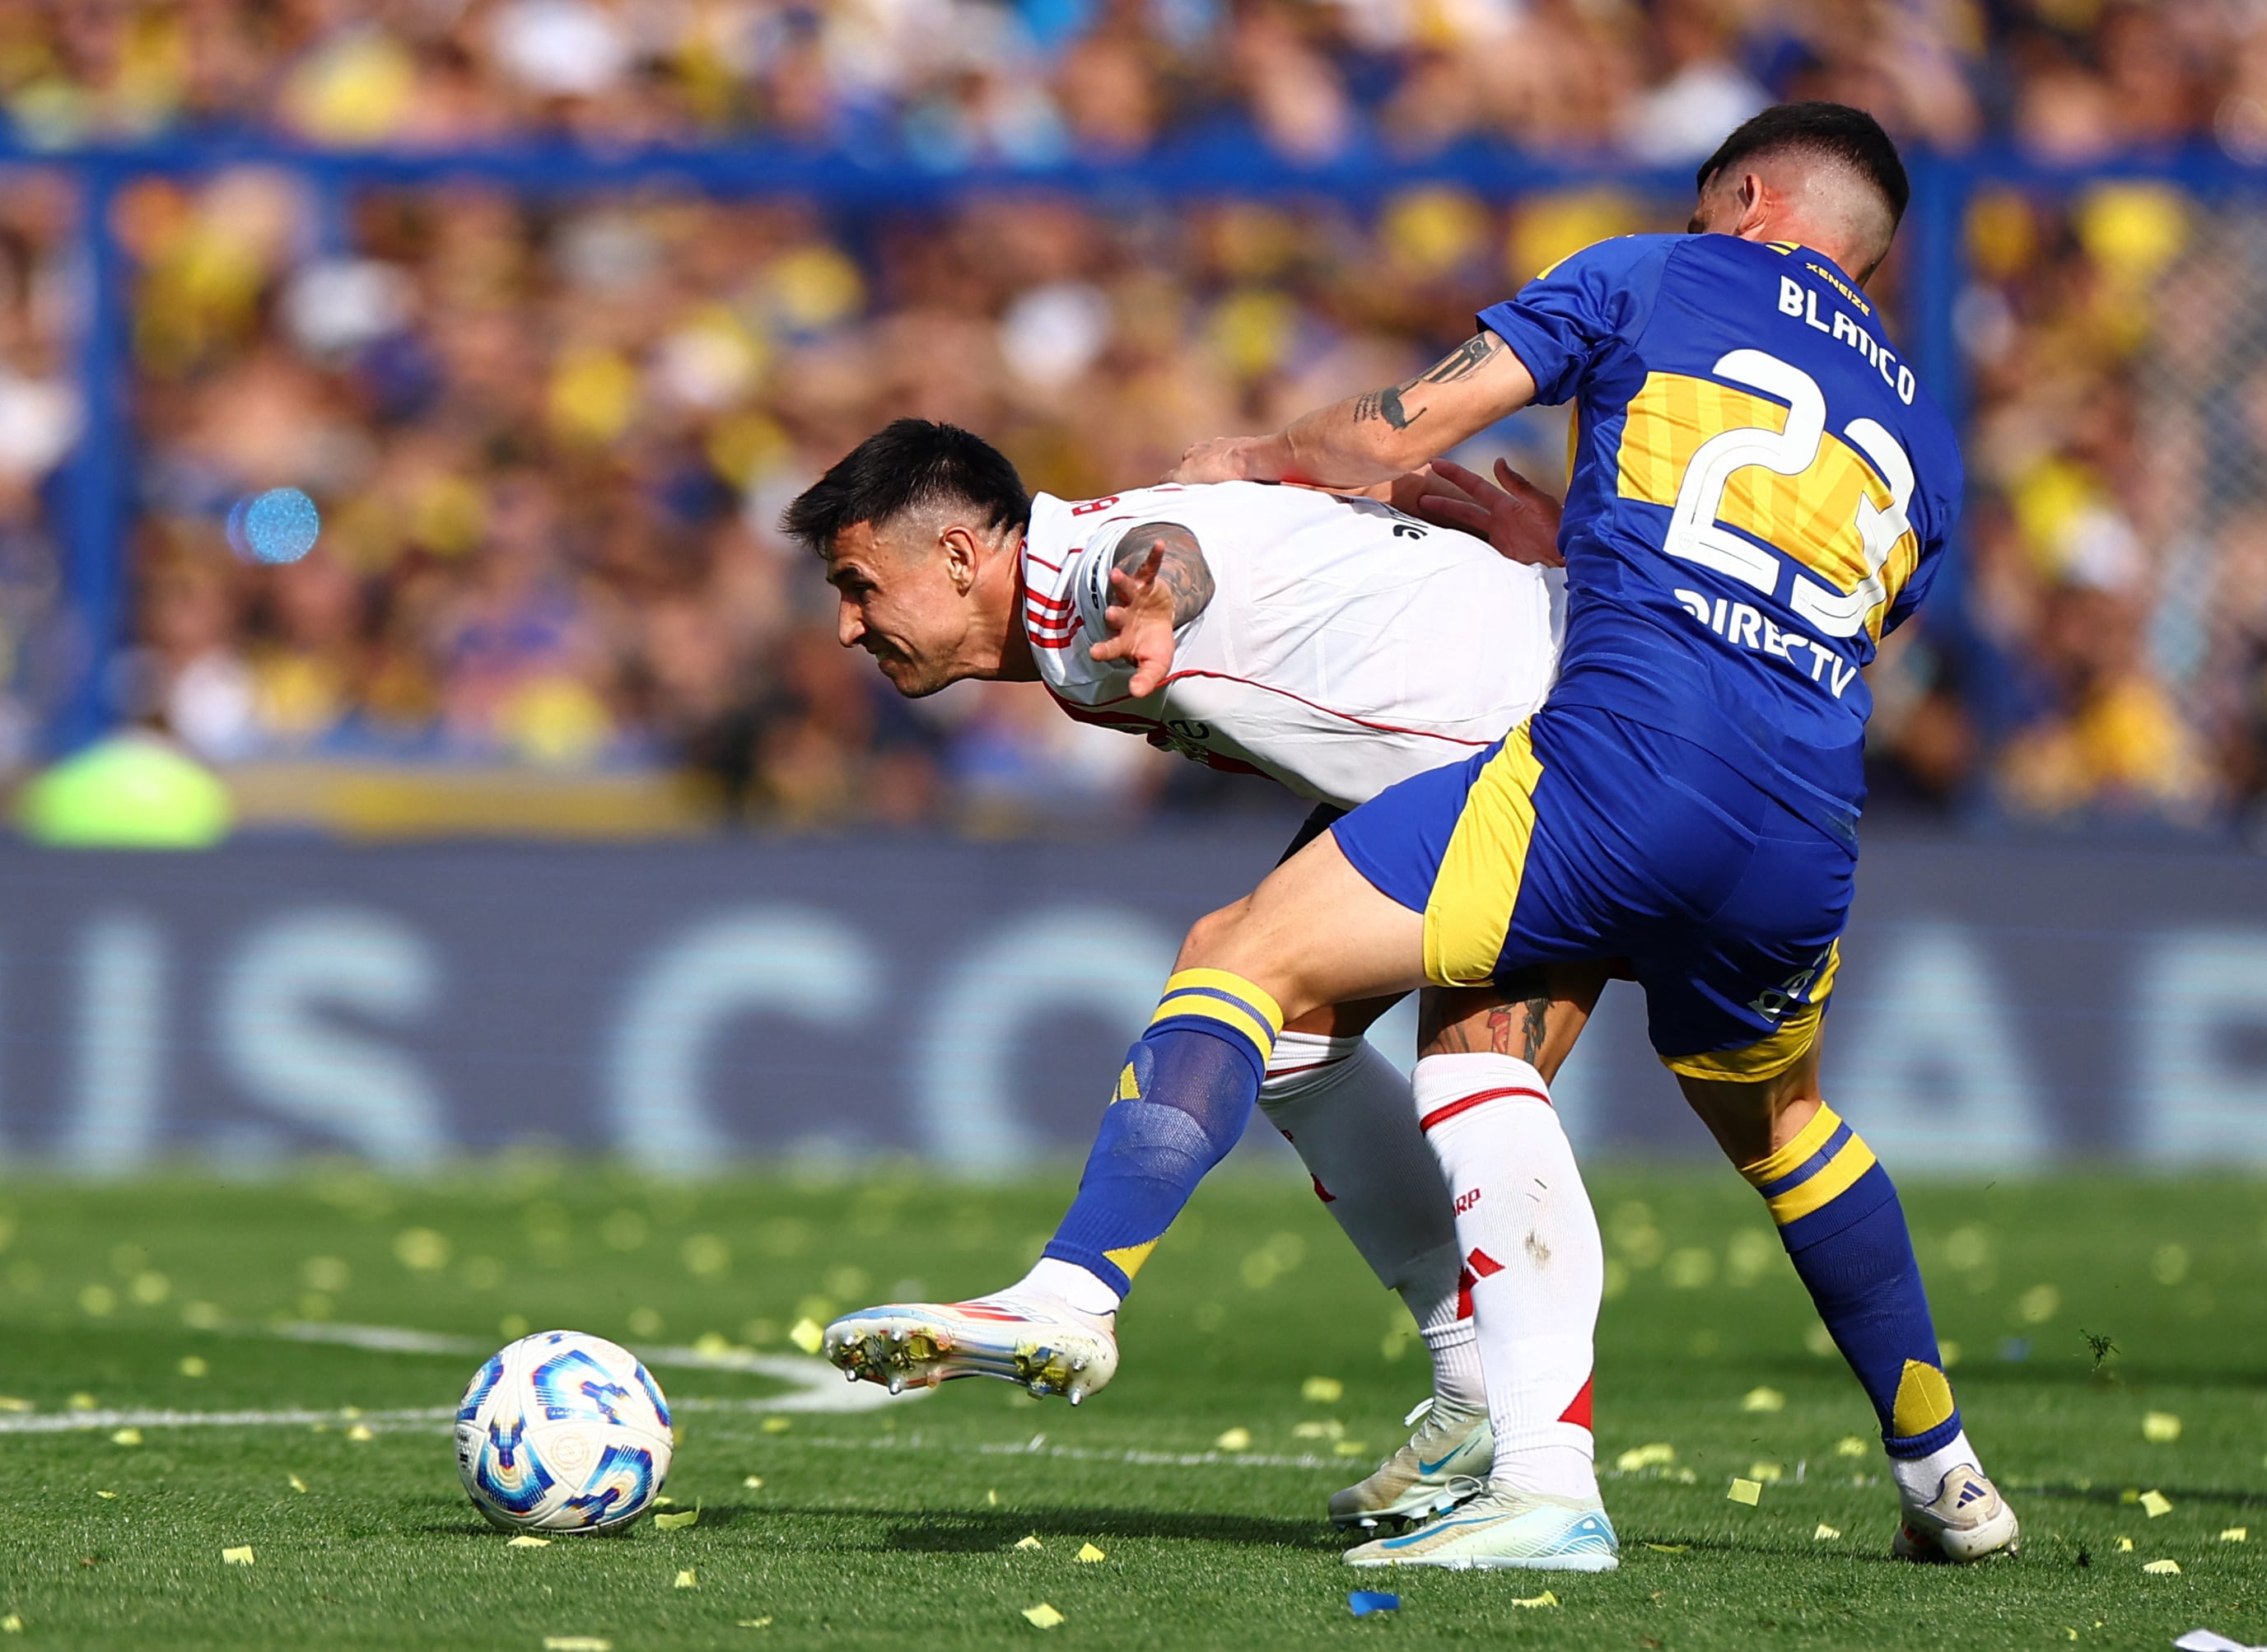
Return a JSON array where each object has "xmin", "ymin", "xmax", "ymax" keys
[
  {"xmin": 1343, "ymin": 1486, "xmax": 1620, "ymax": 1571},
  {"xmin": 1328, "ymin": 1399, "xmax": 1494, "ymax": 1530},
  {"xmin": 823, "ymin": 1291, "xmax": 1119, "ymax": 1403},
  {"xmin": 1891, "ymin": 1464, "xmax": 2021, "ymax": 1562}
]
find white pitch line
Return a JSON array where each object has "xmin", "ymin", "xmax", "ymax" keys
[
  {"xmin": 0, "ymin": 1405, "xmax": 456, "ymax": 1436},
  {"xmin": 0, "ymin": 1320, "xmax": 921, "ymax": 1434},
  {"xmin": 697, "ymin": 1430, "xmax": 1348, "ymax": 1472},
  {"xmin": 257, "ymin": 1319, "xmax": 919, "ymax": 1412}
]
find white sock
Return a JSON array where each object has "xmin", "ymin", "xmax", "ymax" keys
[
  {"xmin": 1411, "ymin": 1051, "xmax": 1602, "ymax": 1503},
  {"xmin": 1420, "ymin": 1316, "xmax": 1487, "ymax": 1416},
  {"xmin": 1258, "ymin": 1031, "xmax": 1476, "ymax": 1413},
  {"xmin": 1016, "ymin": 1257, "xmax": 1121, "ymax": 1317},
  {"xmin": 1889, "ymin": 1428, "xmax": 1983, "ymax": 1507}
]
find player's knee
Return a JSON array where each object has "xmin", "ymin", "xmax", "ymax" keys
[{"xmin": 1173, "ymin": 900, "xmax": 1254, "ymax": 970}]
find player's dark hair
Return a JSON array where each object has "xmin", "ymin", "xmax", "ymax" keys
[
  {"xmin": 1696, "ymin": 102, "xmax": 1910, "ymax": 229},
  {"xmin": 782, "ymin": 418, "xmax": 1030, "ymax": 553}
]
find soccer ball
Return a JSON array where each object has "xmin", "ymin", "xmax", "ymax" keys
[{"xmin": 455, "ymin": 1330, "xmax": 674, "ymax": 1532}]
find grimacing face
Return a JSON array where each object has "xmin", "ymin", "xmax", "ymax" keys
[{"xmin": 823, "ymin": 516, "xmax": 973, "ymax": 698}]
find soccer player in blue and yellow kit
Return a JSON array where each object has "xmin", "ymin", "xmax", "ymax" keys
[{"xmin": 834, "ymin": 104, "xmax": 2017, "ymax": 1571}]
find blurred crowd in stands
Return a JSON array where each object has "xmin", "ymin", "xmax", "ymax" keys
[
  {"xmin": 0, "ymin": 0, "xmax": 2262, "ymax": 837},
  {"xmin": 4, "ymin": 0, "xmax": 2267, "ymax": 164}
]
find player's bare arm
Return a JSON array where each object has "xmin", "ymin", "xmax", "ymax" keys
[
  {"xmin": 1170, "ymin": 333, "xmax": 1537, "ymax": 489},
  {"xmin": 1088, "ymin": 522, "xmax": 1215, "ymax": 698}
]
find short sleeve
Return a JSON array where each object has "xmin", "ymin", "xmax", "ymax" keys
[
  {"xmin": 1063, "ymin": 532, "xmax": 1132, "ymax": 688},
  {"xmin": 1476, "ymin": 236, "xmax": 1677, "ymax": 407}
]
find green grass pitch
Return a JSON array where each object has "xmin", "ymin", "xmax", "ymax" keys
[{"xmin": 0, "ymin": 1163, "xmax": 2261, "ymax": 1650}]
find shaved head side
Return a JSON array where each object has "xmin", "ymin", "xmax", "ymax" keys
[
  {"xmin": 783, "ymin": 418, "xmax": 1030, "ymax": 558},
  {"xmin": 1696, "ymin": 102, "xmax": 1909, "ymax": 279}
]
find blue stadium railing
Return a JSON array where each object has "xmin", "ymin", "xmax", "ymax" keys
[{"xmin": 13, "ymin": 134, "xmax": 2265, "ymax": 755}]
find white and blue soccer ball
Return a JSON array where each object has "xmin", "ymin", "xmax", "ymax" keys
[{"xmin": 455, "ymin": 1330, "xmax": 673, "ymax": 1532}]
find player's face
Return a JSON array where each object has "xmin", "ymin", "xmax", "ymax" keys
[{"xmin": 825, "ymin": 520, "xmax": 968, "ymax": 698}]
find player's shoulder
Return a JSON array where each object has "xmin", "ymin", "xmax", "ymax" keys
[{"xmin": 1531, "ymin": 232, "xmax": 1688, "ymax": 288}]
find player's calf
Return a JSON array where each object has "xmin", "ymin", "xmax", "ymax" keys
[{"xmin": 1679, "ymin": 1060, "xmax": 2019, "ymax": 1561}]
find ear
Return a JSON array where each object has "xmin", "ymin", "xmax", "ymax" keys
[
  {"xmin": 1735, "ymin": 171, "xmax": 1774, "ymax": 238},
  {"xmin": 940, "ymin": 523, "xmax": 982, "ymax": 597}
]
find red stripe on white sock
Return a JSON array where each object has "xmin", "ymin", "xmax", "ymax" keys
[
  {"xmin": 1417, "ymin": 1085, "xmax": 1551, "ymax": 1132},
  {"xmin": 1557, "ymin": 1373, "xmax": 1594, "ymax": 1433}
]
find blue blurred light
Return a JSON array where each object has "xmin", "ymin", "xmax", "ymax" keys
[{"xmin": 226, "ymin": 487, "xmax": 322, "ymax": 566}]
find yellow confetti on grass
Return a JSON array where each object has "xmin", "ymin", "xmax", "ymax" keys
[
  {"xmin": 788, "ymin": 1318, "xmax": 824, "ymax": 1355},
  {"xmin": 1014, "ymin": 1535, "xmax": 1043, "ymax": 1552},
  {"xmin": 1728, "ymin": 1478, "xmax": 1762, "ymax": 1505},
  {"xmin": 743, "ymin": 1476, "xmax": 764, "ymax": 1490},
  {"xmin": 2222, "ymin": 1527, "xmax": 2249, "ymax": 1542},
  {"xmin": 222, "ymin": 1547, "xmax": 254, "ymax": 1566},
  {"xmin": 507, "ymin": 1535, "xmax": 550, "ymax": 1548},
  {"xmin": 1214, "ymin": 1427, "xmax": 1252, "ymax": 1452},
  {"xmin": 1301, "ymin": 1376, "xmax": 1345, "ymax": 1403},
  {"xmin": 654, "ymin": 1509, "xmax": 700, "ymax": 1531},
  {"xmin": 1075, "ymin": 1543, "xmax": 1105, "ymax": 1563},
  {"xmin": 2115, "ymin": 1537, "xmax": 2134, "ymax": 1552},
  {"xmin": 1813, "ymin": 1524, "xmax": 1841, "ymax": 1541},
  {"xmin": 0, "ymin": 1615, "xmax": 18, "ymax": 1633},
  {"xmin": 345, "ymin": 1425, "xmax": 375, "ymax": 1443},
  {"xmin": 543, "ymin": 1640, "xmax": 612, "ymax": 1651},
  {"xmin": 674, "ymin": 1570, "xmax": 697, "ymax": 1589},
  {"xmin": 111, "ymin": 1430, "xmax": 142, "ymax": 1446},
  {"xmin": 1741, "ymin": 1387, "xmax": 1785, "ymax": 1412},
  {"xmin": 1022, "ymin": 1603, "xmax": 1066, "ymax": 1629},
  {"xmin": 2143, "ymin": 1412, "xmax": 2182, "ymax": 1443},
  {"xmin": 761, "ymin": 1417, "xmax": 790, "ymax": 1434},
  {"xmin": 68, "ymin": 1393, "xmax": 96, "ymax": 1412},
  {"xmin": 1332, "ymin": 1440, "xmax": 1368, "ymax": 1456},
  {"xmin": 1834, "ymin": 1435, "xmax": 1868, "ymax": 1458},
  {"xmin": 96, "ymin": 1491, "xmax": 117, "ymax": 1500},
  {"xmin": 987, "ymin": 1489, "xmax": 999, "ymax": 1506},
  {"xmin": 2143, "ymin": 1559, "xmax": 2181, "ymax": 1575},
  {"xmin": 1747, "ymin": 1462, "xmax": 1784, "ymax": 1483},
  {"xmin": 2141, "ymin": 1490, "xmax": 2173, "ymax": 1518},
  {"xmin": 1511, "ymin": 1590, "xmax": 1559, "ymax": 1608},
  {"xmin": 179, "ymin": 1356, "xmax": 208, "ymax": 1379},
  {"xmin": 0, "ymin": 1398, "xmax": 29, "ymax": 1413},
  {"xmin": 1643, "ymin": 1543, "xmax": 1688, "ymax": 1553},
  {"xmin": 738, "ymin": 1620, "xmax": 773, "ymax": 1630},
  {"xmin": 1616, "ymin": 1443, "xmax": 1677, "ymax": 1471},
  {"xmin": 288, "ymin": 1476, "xmax": 308, "ymax": 1494}
]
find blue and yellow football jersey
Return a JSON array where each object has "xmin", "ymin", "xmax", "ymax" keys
[
  {"xmin": 1477, "ymin": 232, "xmax": 1961, "ymax": 840},
  {"xmin": 1332, "ymin": 233, "xmax": 1960, "ymax": 1074}
]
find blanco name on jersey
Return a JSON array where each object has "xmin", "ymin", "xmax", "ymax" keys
[{"xmin": 1022, "ymin": 481, "xmax": 1564, "ymax": 810}]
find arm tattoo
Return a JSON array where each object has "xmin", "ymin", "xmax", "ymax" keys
[
  {"xmin": 1350, "ymin": 334, "xmax": 1505, "ymax": 431},
  {"xmin": 1113, "ymin": 522, "xmax": 1215, "ymax": 628}
]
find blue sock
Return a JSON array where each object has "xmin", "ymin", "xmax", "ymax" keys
[
  {"xmin": 1742, "ymin": 1105, "xmax": 1961, "ymax": 1459},
  {"xmin": 1043, "ymin": 968, "xmax": 1283, "ymax": 1299}
]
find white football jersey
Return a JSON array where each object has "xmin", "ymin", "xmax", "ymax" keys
[{"xmin": 1022, "ymin": 481, "xmax": 1564, "ymax": 810}]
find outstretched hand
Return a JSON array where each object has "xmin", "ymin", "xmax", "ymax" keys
[
  {"xmin": 1406, "ymin": 455, "xmax": 1565, "ymax": 567},
  {"xmin": 1088, "ymin": 537, "xmax": 1180, "ymax": 697}
]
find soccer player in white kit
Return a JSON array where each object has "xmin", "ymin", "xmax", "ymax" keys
[{"xmin": 784, "ymin": 419, "xmax": 1608, "ymax": 1535}]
